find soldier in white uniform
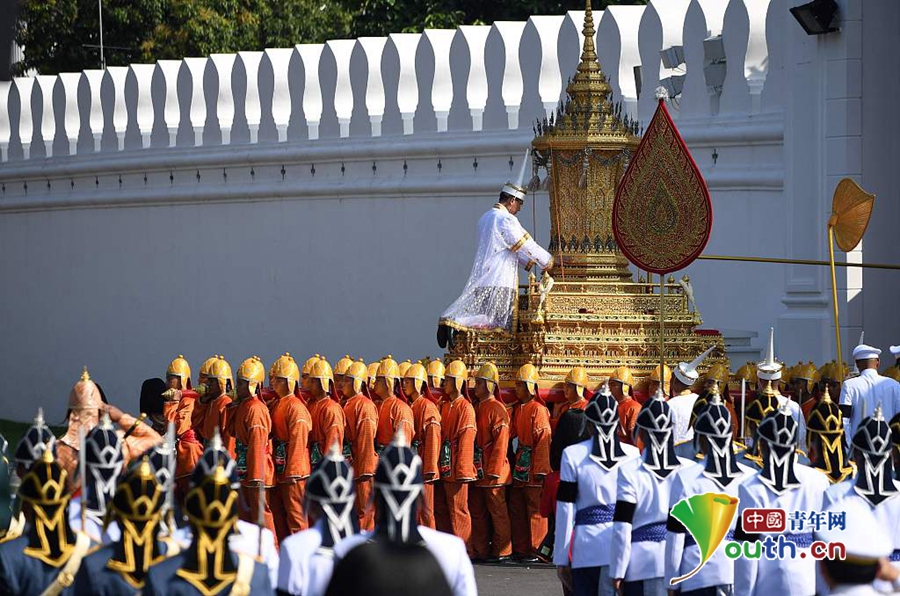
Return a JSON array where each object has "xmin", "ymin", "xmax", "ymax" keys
[
  {"xmin": 816, "ymin": 499, "xmax": 898, "ymax": 596},
  {"xmin": 670, "ymin": 347, "xmax": 714, "ymax": 458},
  {"xmin": 733, "ymin": 405, "xmax": 830, "ymax": 596},
  {"xmin": 756, "ymin": 328, "xmax": 807, "ymax": 449},
  {"xmin": 278, "ymin": 443, "xmax": 358, "ymax": 596},
  {"xmin": 68, "ymin": 414, "xmax": 123, "ymax": 545},
  {"xmin": 610, "ymin": 390, "xmax": 693, "ymax": 596},
  {"xmin": 334, "ymin": 430, "xmax": 477, "ymax": 596},
  {"xmin": 824, "ymin": 407, "xmax": 900, "ymax": 577},
  {"xmin": 840, "ymin": 343, "xmax": 900, "ymax": 439},
  {"xmin": 806, "ymin": 387, "xmax": 855, "ymax": 484},
  {"xmin": 666, "ymin": 388, "xmax": 754, "ymax": 595},
  {"xmin": 555, "ymin": 386, "xmax": 640, "ymax": 596},
  {"xmin": 437, "ymin": 151, "xmax": 553, "ymax": 347}
]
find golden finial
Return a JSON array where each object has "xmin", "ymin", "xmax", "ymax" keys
[
  {"xmin": 763, "ymin": 380, "xmax": 775, "ymax": 397},
  {"xmin": 138, "ymin": 456, "xmax": 155, "ymax": 480},
  {"xmin": 821, "ymin": 384, "xmax": 832, "ymax": 404},
  {"xmin": 80, "ymin": 366, "xmax": 91, "ymax": 382},
  {"xmin": 212, "ymin": 463, "xmax": 229, "ymax": 485},
  {"xmin": 41, "ymin": 446, "xmax": 54, "ymax": 463}
]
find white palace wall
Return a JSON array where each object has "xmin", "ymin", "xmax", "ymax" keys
[{"xmin": 0, "ymin": 0, "xmax": 897, "ymax": 422}]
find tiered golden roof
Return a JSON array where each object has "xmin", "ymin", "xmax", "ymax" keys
[{"xmin": 448, "ymin": 1, "xmax": 728, "ymax": 387}]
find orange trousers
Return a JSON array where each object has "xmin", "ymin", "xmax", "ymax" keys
[
  {"xmin": 469, "ymin": 485, "xmax": 512, "ymax": 558},
  {"xmin": 240, "ymin": 486, "xmax": 277, "ymax": 548},
  {"xmin": 509, "ymin": 485, "xmax": 547, "ymax": 557},
  {"xmin": 270, "ymin": 480, "xmax": 308, "ymax": 542},
  {"xmin": 433, "ymin": 480, "xmax": 452, "ymax": 533},
  {"xmin": 356, "ymin": 477, "xmax": 375, "ymax": 531},
  {"xmin": 418, "ymin": 482, "xmax": 436, "ymax": 529},
  {"xmin": 443, "ymin": 481, "xmax": 472, "ymax": 552}
]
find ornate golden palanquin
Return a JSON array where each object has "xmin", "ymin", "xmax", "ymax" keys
[{"xmin": 447, "ymin": 2, "xmax": 728, "ymax": 389}]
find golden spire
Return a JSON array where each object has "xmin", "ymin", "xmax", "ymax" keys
[{"xmin": 80, "ymin": 366, "xmax": 91, "ymax": 382}]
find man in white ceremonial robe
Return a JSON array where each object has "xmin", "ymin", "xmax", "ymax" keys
[
  {"xmin": 840, "ymin": 343, "xmax": 900, "ymax": 439},
  {"xmin": 670, "ymin": 347, "xmax": 714, "ymax": 459},
  {"xmin": 733, "ymin": 405, "xmax": 829, "ymax": 596},
  {"xmin": 757, "ymin": 328, "xmax": 807, "ymax": 450},
  {"xmin": 438, "ymin": 151, "xmax": 553, "ymax": 348}
]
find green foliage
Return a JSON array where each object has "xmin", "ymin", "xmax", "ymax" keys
[{"xmin": 14, "ymin": 0, "xmax": 645, "ymax": 75}]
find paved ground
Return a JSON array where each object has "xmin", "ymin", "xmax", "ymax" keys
[{"xmin": 474, "ymin": 563, "xmax": 560, "ymax": 596}]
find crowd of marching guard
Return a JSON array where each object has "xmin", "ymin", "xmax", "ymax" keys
[{"xmin": 1, "ymin": 328, "xmax": 900, "ymax": 595}]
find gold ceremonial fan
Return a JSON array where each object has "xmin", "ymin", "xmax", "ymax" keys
[
  {"xmin": 827, "ymin": 178, "xmax": 875, "ymax": 378},
  {"xmin": 830, "ymin": 178, "xmax": 875, "ymax": 252}
]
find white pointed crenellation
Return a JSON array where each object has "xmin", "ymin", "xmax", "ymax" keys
[
  {"xmin": 264, "ymin": 49, "xmax": 293, "ymax": 143},
  {"xmin": 680, "ymin": 0, "xmax": 714, "ymax": 116},
  {"xmin": 697, "ymin": 0, "xmax": 728, "ymax": 35},
  {"xmin": 424, "ymin": 29, "xmax": 455, "ymax": 133},
  {"xmin": 106, "ymin": 66, "xmax": 129, "ymax": 151},
  {"xmin": 83, "ymin": 70, "xmax": 105, "ymax": 152},
  {"xmin": 184, "ymin": 57, "xmax": 208, "ymax": 147},
  {"xmin": 493, "ymin": 22, "xmax": 526, "ymax": 130},
  {"xmin": 14, "ymin": 77, "xmax": 34, "ymax": 159},
  {"xmin": 157, "ymin": 60, "xmax": 182, "ymax": 147},
  {"xmin": 389, "ymin": 33, "xmax": 421, "ymax": 135},
  {"xmin": 0, "ymin": 81, "xmax": 10, "ymax": 162},
  {"xmin": 741, "ymin": 0, "xmax": 772, "ymax": 113},
  {"xmin": 597, "ymin": 7, "xmax": 643, "ymax": 120},
  {"xmin": 459, "ymin": 25, "xmax": 489, "ymax": 132},
  {"xmin": 719, "ymin": 0, "xmax": 753, "ymax": 114},
  {"xmin": 326, "ymin": 40, "xmax": 356, "ymax": 138},
  {"xmin": 238, "ymin": 51, "xmax": 263, "ymax": 143},
  {"xmin": 529, "ymin": 16, "xmax": 565, "ymax": 118},
  {"xmin": 36, "ymin": 75, "xmax": 57, "ymax": 157},
  {"xmin": 358, "ymin": 37, "xmax": 387, "ymax": 137},
  {"xmin": 296, "ymin": 44, "xmax": 325, "ymax": 140},
  {"xmin": 210, "ymin": 54, "xmax": 236, "ymax": 145},
  {"xmin": 59, "ymin": 73, "xmax": 81, "ymax": 155},
  {"xmin": 129, "ymin": 64, "xmax": 156, "ymax": 149}
]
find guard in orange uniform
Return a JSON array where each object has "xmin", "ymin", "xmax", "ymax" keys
[
  {"xmin": 469, "ymin": 362, "xmax": 512, "ymax": 562},
  {"xmin": 509, "ymin": 363, "xmax": 551, "ymax": 561},
  {"xmin": 192, "ymin": 356, "xmax": 236, "ymax": 456},
  {"xmin": 552, "ymin": 366, "xmax": 590, "ymax": 430},
  {"xmin": 610, "ymin": 366, "xmax": 641, "ymax": 448},
  {"xmin": 426, "ymin": 359, "xmax": 446, "ymax": 405},
  {"xmin": 268, "ymin": 353, "xmax": 312, "ymax": 540},
  {"xmin": 374, "ymin": 357, "xmax": 414, "ymax": 454},
  {"xmin": 308, "ymin": 358, "xmax": 346, "ymax": 467},
  {"xmin": 301, "ymin": 355, "xmax": 321, "ymax": 392},
  {"xmin": 228, "ymin": 356, "xmax": 276, "ymax": 540},
  {"xmin": 427, "ymin": 358, "xmax": 451, "ymax": 532},
  {"xmin": 440, "ymin": 360, "xmax": 477, "ymax": 551},
  {"xmin": 340, "ymin": 359, "xmax": 379, "ymax": 530},
  {"xmin": 161, "ymin": 355, "xmax": 205, "ymax": 498},
  {"xmin": 403, "ymin": 362, "xmax": 441, "ymax": 529}
]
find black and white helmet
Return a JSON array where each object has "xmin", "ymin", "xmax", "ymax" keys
[
  {"xmin": 194, "ymin": 429, "xmax": 238, "ymax": 489},
  {"xmin": 756, "ymin": 405, "xmax": 801, "ymax": 494},
  {"xmin": 14, "ymin": 408, "xmax": 56, "ymax": 468},
  {"xmin": 374, "ymin": 429, "xmax": 424, "ymax": 543},
  {"xmin": 851, "ymin": 405, "xmax": 897, "ymax": 506},
  {"xmin": 307, "ymin": 442, "xmax": 356, "ymax": 547},
  {"xmin": 83, "ymin": 413, "xmax": 124, "ymax": 517},
  {"xmin": 693, "ymin": 392, "xmax": 733, "ymax": 440},
  {"xmin": 694, "ymin": 391, "xmax": 743, "ymax": 488},
  {"xmin": 585, "ymin": 385, "xmax": 627, "ymax": 470},
  {"xmin": 635, "ymin": 390, "xmax": 679, "ymax": 479}
]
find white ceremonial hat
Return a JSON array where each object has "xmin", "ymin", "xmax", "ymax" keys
[
  {"xmin": 815, "ymin": 499, "xmax": 892, "ymax": 561},
  {"xmin": 756, "ymin": 327, "xmax": 783, "ymax": 381},
  {"xmin": 890, "ymin": 345, "xmax": 900, "ymax": 357},
  {"xmin": 501, "ymin": 149, "xmax": 531, "ymax": 200},
  {"xmin": 852, "ymin": 344, "xmax": 882, "ymax": 360},
  {"xmin": 674, "ymin": 345, "xmax": 715, "ymax": 386}
]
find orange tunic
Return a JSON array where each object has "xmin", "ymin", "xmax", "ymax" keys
[
  {"xmin": 440, "ymin": 397, "xmax": 477, "ymax": 482},
  {"xmin": 192, "ymin": 393, "xmax": 235, "ymax": 456},
  {"xmin": 168, "ymin": 390, "xmax": 204, "ymax": 482},
  {"xmin": 227, "ymin": 397, "xmax": 275, "ymax": 487},
  {"xmin": 270, "ymin": 395, "xmax": 312, "ymax": 482},
  {"xmin": 309, "ymin": 397, "xmax": 345, "ymax": 465},
  {"xmin": 376, "ymin": 396, "xmax": 414, "ymax": 451},
  {"xmin": 618, "ymin": 397, "xmax": 642, "ymax": 447},
  {"xmin": 411, "ymin": 397, "xmax": 441, "ymax": 482},
  {"xmin": 474, "ymin": 397, "xmax": 512, "ymax": 487},
  {"xmin": 342, "ymin": 394, "xmax": 379, "ymax": 478},
  {"xmin": 512, "ymin": 400, "xmax": 552, "ymax": 487}
]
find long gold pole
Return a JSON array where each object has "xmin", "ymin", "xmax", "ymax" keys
[
  {"xmin": 659, "ymin": 276, "xmax": 665, "ymax": 392},
  {"xmin": 697, "ymin": 254, "xmax": 900, "ymax": 271},
  {"xmin": 828, "ymin": 226, "xmax": 844, "ymax": 383}
]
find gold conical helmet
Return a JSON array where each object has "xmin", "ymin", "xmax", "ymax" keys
[
  {"xmin": 335, "ymin": 355, "xmax": 354, "ymax": 377},
  {"xmin": 237, "ymin": 356, "xmax": 266, "ymax": 396},
  {"xmin": 475, "ymin": 362, "xmax": 500, "ymax": 394},
  {"xmin": 310, "ymin": 358, "xmax": 335, "ymax": 395},
  {"xmin": 565, "ymin": 366, "xmax": 589, "ymax": 398},
  {"xmin": 445, "ymin": 360, "xmax": 469, "ymax": 393},
  {"xmin": 206, "ymin": 357, "xmax": 233, "ymax": 393},
  {"xmin": 405, "ymin": 363, "xmax": 427, "ymax": 394},
  {"xmin": 610, "ymin": 366, "xmax": 634, "ymax": 389},
  {"xmin": 427, "ymin": 359, "xmax": 446, "ymax": 386},
  {"xmin": 346, "ymin": 359, "xmax": 369, "ymax": 395},
  {"xmin": 166, "ymin": 355, "xmax": 192, "ymax": 390},
  {"xmin": 517, "ymin": 363, "xmax": 540, "ymax": 396}
]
